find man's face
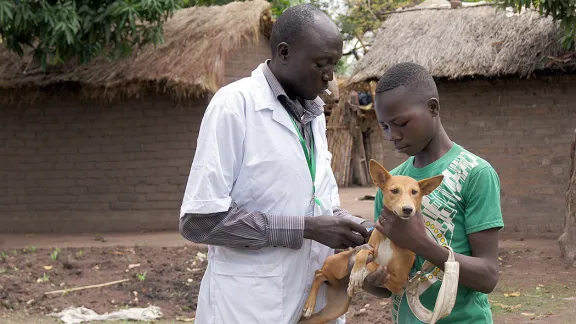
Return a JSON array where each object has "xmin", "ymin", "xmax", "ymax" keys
[
  {"xmin": 374, "ymin": 86, "xmax": 437, "ymax": 156},
  {"xmin": 281, "ymin": 16, "xmax": 343, "ymax": 101}
]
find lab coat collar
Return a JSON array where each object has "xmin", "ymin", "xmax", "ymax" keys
[
  {"xmin": 250, "ymin": 63, "xmax": 296, "ymax": 137},
  {"xmin": 251, "ymin": 63, "xmax": 325, "ymax": 113},
  {"xmin": 249, "ymin": 63, "xmax": 325, "ymax": 156}
]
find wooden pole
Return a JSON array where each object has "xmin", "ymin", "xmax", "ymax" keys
[
  {"xmin": 558, "ymin": 128, "xmax": 576, "ymax": 266},
  {"xmin": 355, "ymin": 31, "xmax": 369, "ymax": 54}
]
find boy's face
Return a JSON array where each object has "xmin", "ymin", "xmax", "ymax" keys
[{"xmin": 374, "ymin": 86, "xmax": 437, "ymax": 156}]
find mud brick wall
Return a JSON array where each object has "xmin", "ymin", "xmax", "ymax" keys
[
  {"xmin": 224, "ymin": 32, "xmax": 271, "ymax": 85},
  {"xmin": 0, "ymin": 37, "xmax": 271, "ymax": 234},
  {"xmin": 374, "ymin": 75, "xmax": 576, "ymax": 235},
  {"xmin": 0, "ymin": 96, "xmax": 208, "ymax": 233}
]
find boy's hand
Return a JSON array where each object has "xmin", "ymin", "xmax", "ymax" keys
[
  {"xmin": 364, "ymin": 262, "xmax": 390, "ymax": 288},
  {"xmin": 346, "ymin": 245, "xmax": 390, "ymax": 288},
  {"xmin": 375, "ymin": 206, "xmax": 431, "ymax": 254}
]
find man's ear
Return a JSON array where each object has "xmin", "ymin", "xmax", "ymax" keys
[
  {"xmin": 369, "ymin": 159, "xmax": 391, "ymax": 186},
  {"xmin": 418, "ymin": 174, "xmax": 444, "ymax": 196},
  {"xmin": 277, "ymin": 42, "xmax": 290, "ymax": 64},
  {"xmin": 428, "ymin": 98, "xmax": 440, "ymax": 117}
]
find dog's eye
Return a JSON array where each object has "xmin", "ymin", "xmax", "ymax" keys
[
  {"xmin": 391, "ymin": 188, "xmax": 399, "ymax": 194},
  {"xmin": 412, "ymin": 190, "xmax": 418, "ymax": 195}
]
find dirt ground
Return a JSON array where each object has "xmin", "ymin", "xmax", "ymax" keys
[
  {"xmin": 1, "ymin": 237, "xmax": 575, "ymax": 324},
  {"xmin": 0, "ymin": 242, "xmax": 389, "ymax": 324},
  {"xmin": 1, "ymin": 188, "xmax": 574, "ymax": 323}
]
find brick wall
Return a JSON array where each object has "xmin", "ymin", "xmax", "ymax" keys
[
  {"xmin": 372, "ymin": 75, "xmax": 576, "ymax": 234},
  {"xmin": 224, "ymin": 32, "xmax": 271, "ymax": 85},
  {"xmin": 0, "ymin": 96, "xmax": 207, "ymax": 233},
  {"xmin": 0, "ymin": 36, "xmax": 271, "ymax": 234}
]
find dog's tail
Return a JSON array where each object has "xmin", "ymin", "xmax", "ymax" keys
[{"xmin": 297, "ymin": 285, "xmax": 352, "ymax": 324}]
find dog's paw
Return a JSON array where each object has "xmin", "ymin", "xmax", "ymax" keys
[
  {"xmin": 302, "ymin": 302, "xmax": 315, "ymax": 319},
  {"xmin": 347, "ymin": 268, "xmax": 368, "ymax": 297}
]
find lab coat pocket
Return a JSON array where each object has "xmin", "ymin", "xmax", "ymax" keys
[{"xmin": 213, "ymin": 260, "xmax": 283, "ymax": 324}]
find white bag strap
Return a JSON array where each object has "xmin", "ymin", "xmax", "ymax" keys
[{"xmin": 405, "ymin": 246, "xmax": 460, "ymax": 324}]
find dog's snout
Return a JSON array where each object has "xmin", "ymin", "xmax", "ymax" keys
[{"xmin": 402, "ymin": 206, "xmax": 414, "ymax": 215}]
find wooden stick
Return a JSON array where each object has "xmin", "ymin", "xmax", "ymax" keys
[
  {"xmin": 355, "ymin": 31, "xmax": 369, "ymax": 54},
  {"xmin": 44, "ymin": 279, "xmax": 129, "ymax": 295}
]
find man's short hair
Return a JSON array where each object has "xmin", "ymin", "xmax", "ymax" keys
[
  {"xmin": 270, "ymin": 4, "xmax": 326, "ymax": 55},
  {"xmin": 375, "ymin": 62, "xmax": 438, "ymax": 101}
]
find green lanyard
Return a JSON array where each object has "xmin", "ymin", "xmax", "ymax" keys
[{"xmin": 288, "ymin": 116, "xmax": 321, "ymax": 206}]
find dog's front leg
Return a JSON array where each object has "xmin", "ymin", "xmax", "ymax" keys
[
  {"xmin": 302, "ymin": 269, "xmax": 328, "ymax": 319},
  {"xmin": 347, "ymin": 249, "xmax": 374, "ymax": 296}
]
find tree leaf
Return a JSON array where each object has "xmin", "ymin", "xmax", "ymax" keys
[
  {"xmin": 1, "ymin": 0, "xmax": 302, "ymax": 70},
  {"xmin": 0, "ymin": 1, "xmax": 15, "ymax": 24}
]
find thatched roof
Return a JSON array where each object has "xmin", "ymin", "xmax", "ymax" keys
[
  {"xmin": 348, "ymin": 2, "xmax": 576, "ymax": 84},
  {"xmin": 0, "ymin": 0, "xmax": 272, "ymax": 103}
]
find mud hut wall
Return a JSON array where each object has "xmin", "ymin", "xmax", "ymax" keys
[
  {"xmin": 224, "ymin": 32, "xmax": 272, "ymax": 85},
  {"xmin": 0, "ymin": 95, "xmax": 212, "ymax": 234},
  {"xmin": 0, "ymin": 30, "xmax": 272, "ymax": 234}
]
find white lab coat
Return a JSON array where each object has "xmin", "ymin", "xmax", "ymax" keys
[{"xmin": 180, "ymin": 63, "xmax": 346, "ymax": 324}]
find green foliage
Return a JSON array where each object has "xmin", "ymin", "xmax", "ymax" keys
[
  {"xmin": 0, "ymin": 0, "xmax": 181, "ymax": 70},
  {"xmin": 181, "ymin": 0, "xmax": 238, "ymax": 4},
  {"xmin": 269, "ymin": 0, "xmax": 304, "ymax": 18},
  {"xmin": 334, "ymin": 55, "xmax": 349, "ymax": 75},
  {"xmin": 307, "ymin": 0, "xmax": 422, "ymax": 66},
  {"xmin": 497, "ymin": 0, "xmax": 576, "ymax": 49},
  {"xmin": 181, "ymin": 0, "xmax": 302, "ymax": 17},
  {"xmin": 338, "ymin": 0, "xmax": 420, "ymax": 46},
  {"xmin": 50, "ymin": 247, "xmax": 60, "ymax": 261},
  {"xmin": 137, "ymin": 271, "xmax": 147, "ymax": 281}
]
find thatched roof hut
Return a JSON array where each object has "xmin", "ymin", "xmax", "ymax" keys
[
  {"xmin": 0, "ymin": 1, "xmax": 273, "ymax": 234},
  {"xmin": 348, "ymin": 2, "xmax": 576, "ymax": 85},
  {"xmin": 340, "ymin": 1, "xmax": 576, "ymax": 235},
  {"xmin": 0, "ymin": 0, "xmax": 273, "ymax": 104}
]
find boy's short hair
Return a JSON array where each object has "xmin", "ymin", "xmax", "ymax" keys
[{"xmin": 375, "ymin": 62, "xmax": 438, "ymax": 101}]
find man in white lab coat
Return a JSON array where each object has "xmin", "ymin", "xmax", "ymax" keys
[{"xmin": 179, "ymin": 4, "xmax": 389, "ymax": 324}]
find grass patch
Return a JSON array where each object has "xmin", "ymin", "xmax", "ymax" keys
[
  {"xmin": 50, "ymin": 248, "xmax": 61, "ymax": 261},
  {"xmin": 490, "ymin": 284, "xmax": 574, "ymax": 316}
]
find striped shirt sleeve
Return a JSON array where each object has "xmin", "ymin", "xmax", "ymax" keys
[{"xmin": 179, "ymin": 203, "xmax": 366, "ymax": 250}]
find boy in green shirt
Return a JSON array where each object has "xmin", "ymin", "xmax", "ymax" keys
[{"xmin": 367, "ymin": 62, "xmax": 504, "ymax": 323}]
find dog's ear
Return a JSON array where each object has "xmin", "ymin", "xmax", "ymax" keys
[
  {"xmin": 418, "ymin": 174, "xmax": 444, "ymax": 196},
  {"xmin": 369, "ymin": 159, "xmax": 391, "ymax": 185}
]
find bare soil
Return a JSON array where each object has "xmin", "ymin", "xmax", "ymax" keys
[
  {"xmin": 1, "ymin": 237, "xmax": 575, "ymax": 324},
  {"xmin": 0, "ymin": 245, "xmax": 204, "ymax": 322}
]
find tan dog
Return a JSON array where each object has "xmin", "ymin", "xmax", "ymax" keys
[{"xmin": 298, "ymin": 159, "xmax": 444, "ymax": 324}]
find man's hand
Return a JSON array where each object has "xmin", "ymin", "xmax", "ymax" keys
[
  {"xmin": 375, "ymin": 206, "xmax": 431, "ymax": 253},
  {"xmin": 304, "ymin": 216, "xmax": 370, "ymax": 249}
]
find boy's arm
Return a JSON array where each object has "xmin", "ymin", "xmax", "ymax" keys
[
  {"xmin": 419, "ymin": 166, "xmax": 503, "ymax": 293},
  {"xmin": 414, "ymin": 226, "xmax": 500, "ymax": 294}
]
